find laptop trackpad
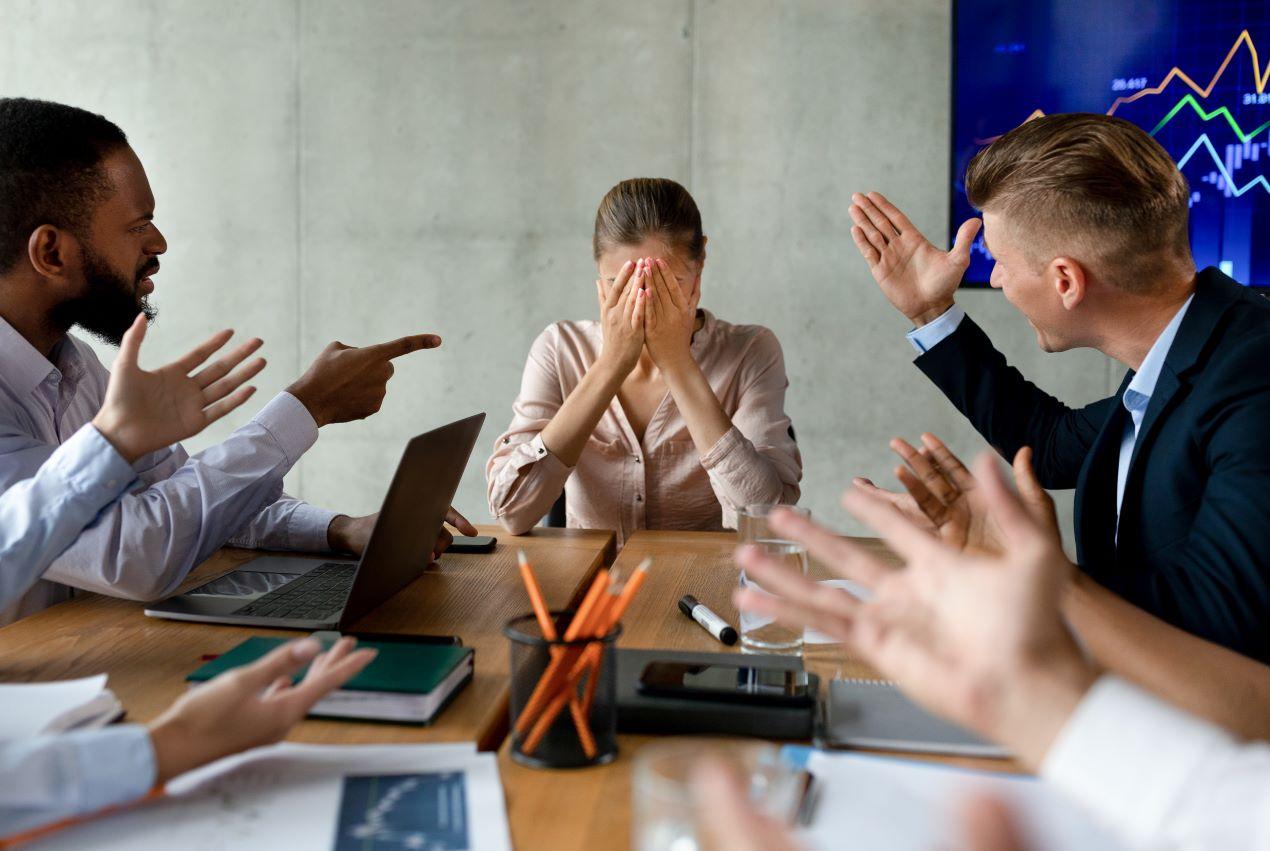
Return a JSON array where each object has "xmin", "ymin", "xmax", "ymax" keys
[{"xmin": 187, "ymin": 571, "xmax": 296, "ymax": 599}]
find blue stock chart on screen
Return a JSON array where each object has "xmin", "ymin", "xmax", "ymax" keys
[{"xmin": 953, "ymin": 0, "xmax": 1270, "ymax": 287}]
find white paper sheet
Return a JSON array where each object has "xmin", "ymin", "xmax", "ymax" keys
[
  {"xmin": 0, "ymin": 675, "xmax": 107, "ymax": 739},
  {"xmin": 32, "ymin": 742, "xmax": 512, "ymax": 851},
  {"xmin": 799, "ymin": 751, "xmax": 1125, "ymax": 851}
]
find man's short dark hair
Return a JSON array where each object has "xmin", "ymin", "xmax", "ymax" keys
[{"xmin": 0, "ymin": 98, "xmax": 128, "ymax": 273}]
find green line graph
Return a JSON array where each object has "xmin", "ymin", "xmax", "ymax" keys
[{"xmin": 1150, "ymin": 93, "xmax": 1270, "ymax": 142}]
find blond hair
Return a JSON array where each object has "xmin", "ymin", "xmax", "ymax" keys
[{"xmin": 965, "ymin": 113, "xmax": 1191, "ymax": 290}]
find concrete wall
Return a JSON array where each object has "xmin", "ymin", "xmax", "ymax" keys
[{"xmin": 0, "ymin": 0, "xmax": 1116, "ymax": 539}]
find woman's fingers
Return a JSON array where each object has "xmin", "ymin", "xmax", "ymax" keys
[
  {"xmin": 654, "ymin": 258, "xmax": 684, "ymax": 311},
  {"xmin": 623, "ymin": 264, "xmax": 642, "ymax": 321},
  {"xmin": 606, "ymin": 261, "xmax": 635, "ymax": 309}
]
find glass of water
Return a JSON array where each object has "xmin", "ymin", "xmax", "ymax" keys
[
  {"xmin": 737, "ymin": 505, "xmax": 810, "ymax": 656},
  {"xmin": 632, "ymin": 740, "xmax": 802, "ymax": 851}
]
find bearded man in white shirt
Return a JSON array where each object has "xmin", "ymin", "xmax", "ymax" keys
[{"xmin": 0, "ymin": 97, "xmax": 475, "ymax": 623}]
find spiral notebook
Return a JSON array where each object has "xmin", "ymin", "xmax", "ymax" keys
[{"xmin": 818, "ymin": 678, "xmax": 1008, "ymax": 759}]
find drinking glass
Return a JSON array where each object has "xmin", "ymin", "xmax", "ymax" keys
[
  {"xmin": 736, "ymin": 505, "xmax": 811, "ymax": 655},
  {"xmin": 632, "ymin": 741, "xmax": 802, "ymax": 851}
]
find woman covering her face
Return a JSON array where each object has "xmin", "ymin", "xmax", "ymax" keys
[{"xmin": 486, "ymin": 178, "xmax": 801, "ymax": 546}]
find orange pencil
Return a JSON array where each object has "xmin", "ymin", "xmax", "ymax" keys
[
  {"xmin": 523, "ymin": 558, "xmax": 651, "ymax": 752},
  {"xmin": 514, "ymin": 568, "xmax": 611, "ymax": 735},
  {"xmin": 523, "ymin": 586, "xmax": 620, "ymax": 753},
  {"xmin": 519, "ymin": 550, "xmax": 596, "ymax": 753},
  {"xmin": 518, "ymin": 549, "xmax": 558, "ymax": 641}
]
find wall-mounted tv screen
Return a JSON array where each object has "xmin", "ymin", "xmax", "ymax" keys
[{"xmin": 953, "ymin": 0, "xmax": 1270, "ymax": 287}]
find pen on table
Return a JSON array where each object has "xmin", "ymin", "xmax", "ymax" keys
[{"xmin": 677, "ymin": 594, "xmax": 738, "ymax": 646}]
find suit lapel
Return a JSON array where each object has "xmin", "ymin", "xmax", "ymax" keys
[
  {"xmin": 1074, "ymin": 373, "xmax": 1131, "ymax": 571},
  {"xmin": 1111, "ymin": 267, "xmax": 1241, "ymax": 556}
]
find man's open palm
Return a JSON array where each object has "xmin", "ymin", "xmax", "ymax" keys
[
  {"xmin": 94, "ymin": 314, "xmax": 266, "ymax": 462},
  {"xmin": 849, "ymin": 191, "xmax": 981, "ymax": 326}
]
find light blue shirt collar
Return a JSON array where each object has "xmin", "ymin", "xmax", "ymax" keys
[{"xmin": 1122, "ymin": 294, "xmax": 1194, "ymax": 417}]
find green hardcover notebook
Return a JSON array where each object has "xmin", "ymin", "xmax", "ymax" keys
[{"xmin": 187, "ymin": 637, "xmax": 474, "ymax": 724}]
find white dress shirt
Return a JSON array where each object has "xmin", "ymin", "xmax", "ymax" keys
[
  {"xmin": 0, "ymin": 423, "xmax": 135, "ymax": 609},
  {"xmin": 1042, "ymin": 675, "xmax": 1270, "ymax": 850},
  {"xmin": 0, "ymin": 725, "xmax": 156, "ymax": 838},
  {"xmin": 0, "ymin": 317, "xmax": 336, "ymax": 623},
  {"xmin": 907, "ymin": 300, "xmax": 1193, "ymax": 524}
]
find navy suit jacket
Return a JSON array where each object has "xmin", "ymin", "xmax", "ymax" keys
[{"xmin": 916, "ymin": 268, "xmax": 1270, "ymax": 661}]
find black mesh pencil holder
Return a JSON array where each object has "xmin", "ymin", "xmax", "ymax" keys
[{"xmin": 505, "ymin": 610, "xmax": 622, "ymax": 769}]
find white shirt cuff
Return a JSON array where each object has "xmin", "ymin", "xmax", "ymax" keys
[
  {"xmin": 906, "ymin": 304, "xmax": 966, "ymax": 354},
  {"xmin": 252, "ymin": 392, "xmax": 320, "ymax": 465},
  {"xmin": 288, "ymin": 503, "xmax": 340, "ymax": 552},
  {"xmin": 61, "ymin": 425, "xmax": 138, "ymax": 499},
  {"xmin": 1040, "ymin": 675, "xmax": 1233, "ymax": 848},
  {"xmin": 69, "ymin": 724, "xmax": 157, "ymax": 812}
]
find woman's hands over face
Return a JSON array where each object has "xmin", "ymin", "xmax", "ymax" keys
[
  {"xmin": 596, "ymin": 259, "xmax": 646, "ymax": 374},
  {"xmin": 642, "ymin": 257, "xmax": 700, "ymax": 371}
]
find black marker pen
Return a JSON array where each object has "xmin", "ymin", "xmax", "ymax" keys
[{"xmin": 678, "ymin": 594, "xmax": 738, "ymax": 645}]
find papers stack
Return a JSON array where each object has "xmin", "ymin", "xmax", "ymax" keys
[
  {"xmin": 0, "ymin": 675, "xmax": 122, "ymax": 739},
  {"xmin": 30, "ymin": 742, "xmax": 512, "ymax": 851}
]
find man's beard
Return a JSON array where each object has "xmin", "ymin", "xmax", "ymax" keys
[{"xmin": 52, "ymin": 246, "xmax": 158, "ymax": 346}]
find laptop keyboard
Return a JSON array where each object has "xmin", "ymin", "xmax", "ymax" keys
[{"xmin": 233, "ymin": 562, "xmax": 356, "ymax": 621}]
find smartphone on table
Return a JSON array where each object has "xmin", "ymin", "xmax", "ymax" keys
[{"xmin": 637, "ymin": 661, "xmax": 818, "ymax": 707}]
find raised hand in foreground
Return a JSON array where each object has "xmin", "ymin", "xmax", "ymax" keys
[
  {"xmin": 147, "ymin": 637, "xmax": 376, "ymax": 783},
  {"xmin": 92, "ymin": 314, "xmax": 265, "ymax": 463},
  {"xmin": 735, "ymin": 453, "xmax": 1096, "ymax": 770}
]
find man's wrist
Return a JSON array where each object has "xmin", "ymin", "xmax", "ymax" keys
[
  {"xmin": 909, "ymin": 300, "xmax": 957, "ymax": 328},
  {"xmin": 326, "ymin": 514, "xmax": 352, "ymax": 552},
  {"xmin": 285, "ymin": 382, "xmax": 330, "ymax": 427},
  {"xmin": 90, "ymin": 414, "xmax": 143, "ymax": 464}
]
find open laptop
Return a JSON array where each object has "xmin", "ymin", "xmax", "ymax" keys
[{"xmin": 145, "ymin": 412, "xmax": 485, "ymax": 630}]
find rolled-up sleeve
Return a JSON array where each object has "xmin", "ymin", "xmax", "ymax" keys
[
  {"xmin": 486, "ymin": 325, "xmax": 575, "ymax": 534},
  {"xmin": 701, "ymin": 329, "xmax": 802, "ymax": 528}
]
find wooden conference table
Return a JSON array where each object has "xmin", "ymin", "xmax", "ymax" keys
[
  {"xmin": 497, "ymin": 530, "xmax": 1018, "ymax": 850},
  {"xmin": 0, "ymin": 526, "xmax": 1015, "ymax": 849},
  {"xmin": 0, "ymin": 525, "xmax": 613, "ymax": 753}
]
